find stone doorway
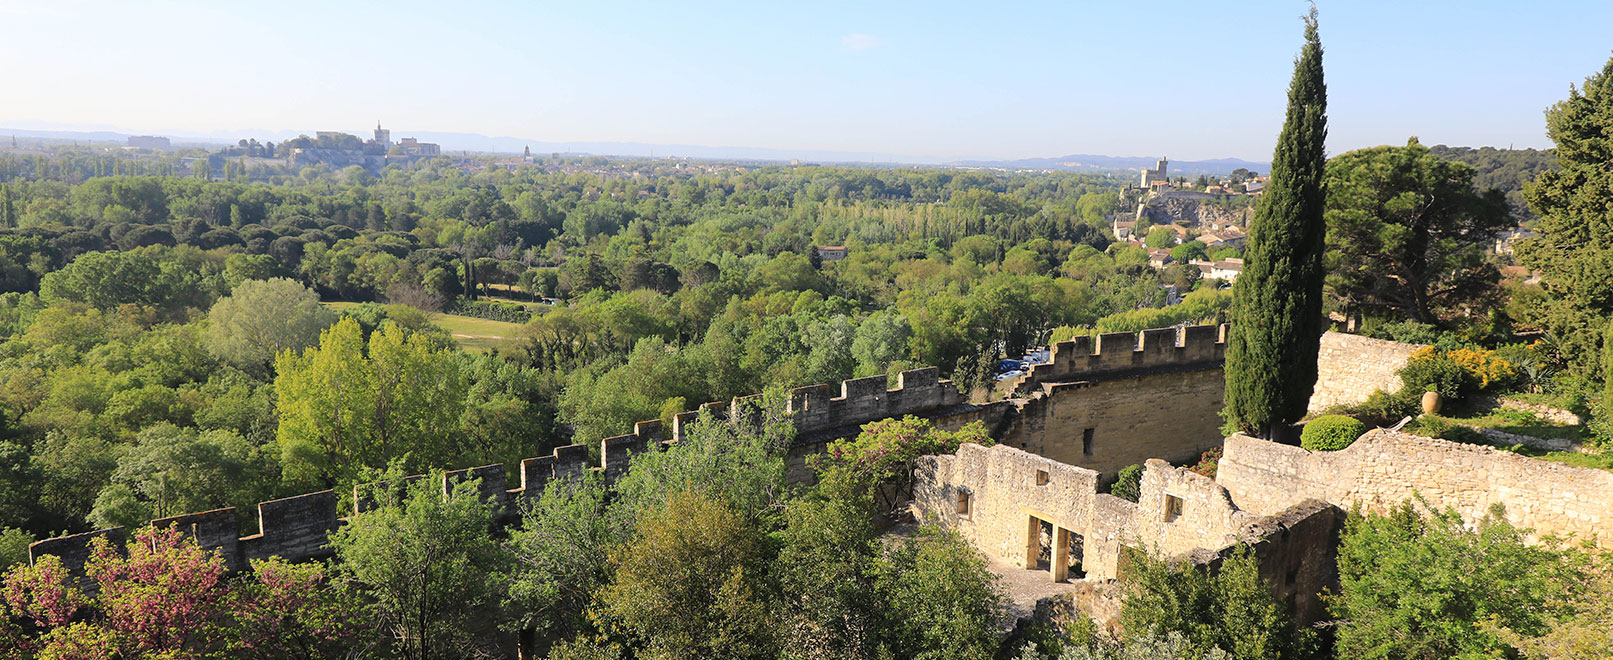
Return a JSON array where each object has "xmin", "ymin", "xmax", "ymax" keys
[{"xmin": 1024, "ymin": 515, "xmax": 1084, "ymax": 582}]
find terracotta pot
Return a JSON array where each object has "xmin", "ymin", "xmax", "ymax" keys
[{"xmin": 1421, "ymin": 390, "xmax": 1443, "ymax": 415}]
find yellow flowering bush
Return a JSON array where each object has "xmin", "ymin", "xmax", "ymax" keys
[{"xmin": 1446, "ymin": 348, "xmax": 1517, "ymax": 389}]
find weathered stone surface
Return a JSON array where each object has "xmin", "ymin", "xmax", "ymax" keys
[
  {"xmin": 998, "ymin": 324, "xmax": 1228, "ymax": 480},
  {"xmin": 911, "ymin": 443, "xmax": 1339, "ymax": 626},
  {"xmin": 1219, "ymin": 430, "xmax": 1613, "ymax": 548},
  {"xmin": 909, "ymin": 438, "xmax": 1335, "ymax": 626},
  {"xmin": 1307, "ymin": 333, "xmax": 1423, "ymax": 413}
]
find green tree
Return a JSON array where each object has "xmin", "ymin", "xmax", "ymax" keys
[
  {"xmin": 1324, "ymin": 138, "xmax": 1510, "ymax": 324},
  {"xmin": 1118, "ymin": 546, "xmax": 1309, "ymax": 660},
  {"xmin": 1602, "ymin": 318, "xmax": 1613, "ymax": 441},
  {"xmin": 1144, "ymin": 226, "xmax": 1176, "ymax": 248},
  {"xmin": 1517, "ymin": 54, "xmax": 1613, "ymax": 378},
  {"xmin": 330, "ymin": 475, "xmax": 508, "ymax": 660},
  {"xmin": 851, "ymin": 309, "xmax": 914, "ymax": 378},
  {"xmin": 0, "ymin": 527, "xmax": 32, "ymax": 572},
  {"xmin": 88, "ymin": 423, "xmax": 274, "ymax": 528},
  {"xmin": 1170, "ymin": 240, "xmax": 1208, "ymax": 263},
  {"xmin": 802, "ymin": 314, "xmax": 856, "ymax": 385},
  {"xmin": 1329, "ymin": 501, "xmax": 1586, "ymax": 660},
  {"xmin": 274, "ymin": 317, "xmax": 468, "ymax": 488},
  {"xmin": 875, "ymin": 527, "xmax": 1008, "ymax": 660},
  {"xmin": 506, "ymin": 473, "xmax": 613, "ymax": 654},
  {"xmin": 774, "ymin": 495, "xmax": 883, "ymax": 660},
  {"xmin": 1224, "ymin": 10, "xmax": 1329, "ymax": 439},
  {"xmin": 609, "ymin": 392, "xmax": 794, "ymax": 531},
  {"xmin": 205, "ymin": 277, "xmax": 338, "ymax": 372},
  {"xmin": 598, "ymin": 489, "xmax": 775, "ymax": 660},
  {"xmin": 38, "ymin": 250, "xmax": 170, "ymax": 311},
  {"xmin": 812, "ymin": 416, "xmax": 991, "ymax": 516}
]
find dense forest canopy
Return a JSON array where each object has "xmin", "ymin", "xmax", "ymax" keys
[{"xmin": 1427, "ymin": 144, "xmax": 1556, "ymax": 223}]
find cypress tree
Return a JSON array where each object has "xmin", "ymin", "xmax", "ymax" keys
[
  {"xmin": 1223, "ymin": 9, "xmax": 1328, "ymax": 438},
  {"xmin": 1601, "ymin": 317, "xmax": 1613, "ymax": 442}
]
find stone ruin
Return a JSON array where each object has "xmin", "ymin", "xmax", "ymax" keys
[{"xmin": 909, "ymin": 429, "xmax": 1613, "ymax": 627}]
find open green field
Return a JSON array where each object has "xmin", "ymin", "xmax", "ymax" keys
[
  {"xmin": 427, "ymin": 312, "xmax": 525, "ymax": 353},
  {"xmin": 321, "ymin": 302, "xmax": 525, "ymax": 353}
]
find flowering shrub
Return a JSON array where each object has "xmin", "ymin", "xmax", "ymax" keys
[
  {"xmin": 3, "ymin": 554, "xmax": 85, "ymax": 630},
  {"xmin": 0, "ymin": 527, "xmax": 369, "ymax": 659},
  {"xmin": 87, "ymin": 526, "xmax": 229, "ymax": 654},
  {"xmin": 1446, "ymin": 348, "xmax": 1518, "ymax": 390},
  {"xmin": 1189, "ymin": 447, "xmax": 1223, "ymax": 479},
  {"xmin": 812, "ymin": 416, "xmax": 992, "ymax": 512}
]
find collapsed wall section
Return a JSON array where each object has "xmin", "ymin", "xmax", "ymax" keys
[{"xmin": 1218, "ymin": 430, "xmax": 1613, "ymax": 548}]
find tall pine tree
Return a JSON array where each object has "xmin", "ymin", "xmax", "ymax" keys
[
  {"xmin": 1224, "ymin": 9, "xmax": 1328, "ymax": 438},
  {"xmin": 1517, "ymin": 55, "xmax": 1613, "ymax": 379}
]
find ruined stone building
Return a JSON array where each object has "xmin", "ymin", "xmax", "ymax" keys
[{"xmin": 910, "ymin": 429, "xmax": 1612, "ymax": 626}]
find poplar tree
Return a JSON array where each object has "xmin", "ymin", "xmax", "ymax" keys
[{"xmin": 1223, "ymin": 9, "xmax": 1328, "ymax": 438}]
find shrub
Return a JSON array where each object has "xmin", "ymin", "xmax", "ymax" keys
[
  {"xmin": 449, "ymin": 298, "xmax": 533, "ymax": 324},
  {"xmin": 1352, "ymin": 388, "xmax": 1419, "ymax": 426},
  {"xmin": 1301, "ymin": 415, "xmax": 1366, "ymax": 451},
  {"xmin": 1442, "ymin": 425, "xmax": 1486, "ymax": 445},
  {"xmin": 1189, "ymin": 447, "xmax": 1222, "ymax": 479},
  {"xmin": 1111, "ymin": 464, "xmax": 1143, "ymax": 502},
  {"xmin": 1410, "ymin": 416, "xmax": 1486, "ymax": 445},
  {"xmin": 1400, "ymin": 347, "xmax": 1477, "ymax": 400},
  {"xmin": 1447, "ymin": 347, "xmax": 1518, "ymax": 391},
  {"xmin": 1365, "ymin": 319, "xmax": 1443, "ymax": 345}
]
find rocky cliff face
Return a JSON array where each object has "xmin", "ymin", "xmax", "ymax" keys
[{"xmin": 1141, "ymin": 197, "xmax": 1252, "ymax": 227}]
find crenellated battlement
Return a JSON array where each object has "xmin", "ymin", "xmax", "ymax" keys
[
  {"xmin": 1003, "ymin": 323, "xmax": 1228, "ymax": 395},
  {"xmin": 29, "ymin": 367, "xmax": 974, "ymax": 581}
]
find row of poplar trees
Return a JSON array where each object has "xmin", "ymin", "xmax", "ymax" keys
[{"xmin": 1223, "ymin": 8, "xmax": 1329, "ymax": 441}]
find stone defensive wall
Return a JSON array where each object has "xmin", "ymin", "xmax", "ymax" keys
[
  {"xmin": 996, "ymin": 324, "xmax": 1229, "ymax": 478},
  {"xmin": 911, "ymin": 443, "xmax": 1338, "ymax": 625},
  {"xmin": 1218, "ymin": 429, "xmax": 1612, "ymax": 548},
  {"xmin": 1306, "ymin": 332, "xmax": 1423, "ymax": 414},
  {"xmin": 30, "ymin": 366, "xmax": 1000, "ymax": 581},
  {"xmin": 1002, "ymin": 324, "xmax": 1228, "ymax": 395}
]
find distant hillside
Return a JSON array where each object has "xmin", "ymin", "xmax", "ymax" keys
[
  {"xmin": 1428, "ymin": 145, "xmax": 1556, "ymax": 223},
  {"xmin": 951, "ymin": 154, "xmax": 1270, "ymax": 177}
]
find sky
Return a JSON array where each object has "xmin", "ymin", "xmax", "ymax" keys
[{"xmin": 0, "ymin": 0, "xmax": 1609, "ymax": 162}]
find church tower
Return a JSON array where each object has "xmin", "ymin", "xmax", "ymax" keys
[{"xmin": 374, "ymin": 121, "xmax": 391, "ymax": 146}]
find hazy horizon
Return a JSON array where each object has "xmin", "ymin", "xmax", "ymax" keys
[{"xmin": 2, "ymin": 0, "xmax": 1608, "ymax": 162}]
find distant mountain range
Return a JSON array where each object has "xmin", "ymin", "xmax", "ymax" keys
[{"xmin": 0, "ymin": 124, "xmax": 1269, "ymax": 174}]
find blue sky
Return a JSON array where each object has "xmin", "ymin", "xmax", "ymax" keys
[{"xmin": 1, "ymin": 0, "xmax": 1609, "ymax": 161}]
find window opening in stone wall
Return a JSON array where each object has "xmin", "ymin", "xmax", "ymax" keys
[
  {"xmin": 956, "ymin": 491, "xmax": 970, "ymax": 516},
  {"xmin": 1082, "ymin": 428, "xmax": 1095, "ymax": 456},
  {"xmin": 1164, "ymin": 494, "xmax": 1184, "ymax": 522},
  {"xmin": 1036, "ymin": 469, "xmax": 1049, "ymax": 486}
]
